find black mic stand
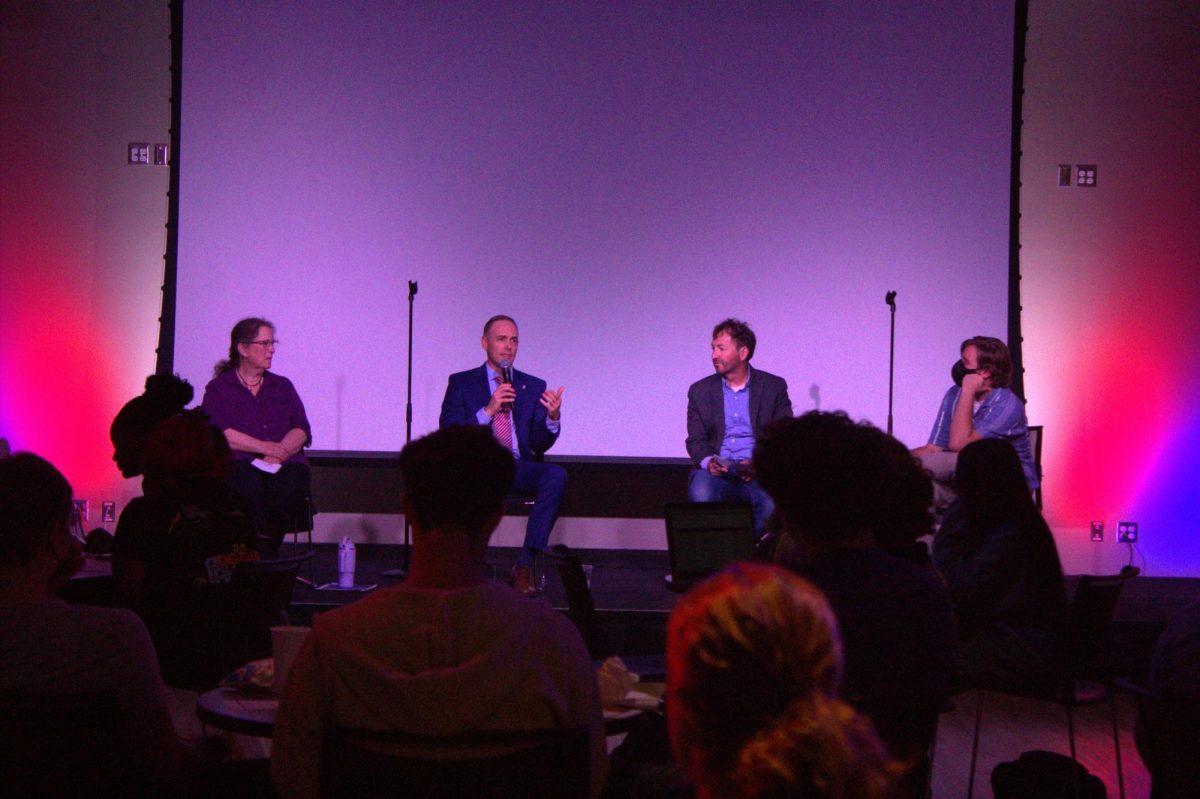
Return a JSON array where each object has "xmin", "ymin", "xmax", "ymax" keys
[
  {"xmin": 885, "ymin": 290, "xmax": 897, "ymax": 435},
  {"xmin": 383, "ymin": 280, "xmax": 418, "ymax": 579}
]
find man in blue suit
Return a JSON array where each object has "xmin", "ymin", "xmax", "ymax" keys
[
  {"xmin": 439, "ymin": 315, "xmax": 566, "ymax": 595},
  {"xmin": 686, "ymin": 318, "xmax": 793, "ymax": 533}
]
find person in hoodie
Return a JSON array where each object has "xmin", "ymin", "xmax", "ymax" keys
[{"xmin": 270, "ymin": 425, "xmax": 605, "ymax": 799}]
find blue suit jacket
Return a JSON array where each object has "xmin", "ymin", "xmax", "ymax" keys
[{"xmin": 439, "ymin": 364, "xmax": 558, "ymax": 461}]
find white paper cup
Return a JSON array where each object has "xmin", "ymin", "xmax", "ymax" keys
[{"xmin": 271, "ymin": 625, "xmax": 310, "ymax": 694}]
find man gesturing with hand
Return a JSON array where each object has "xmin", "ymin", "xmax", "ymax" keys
[{"xmin": 440, "ymin": 315, "xmax": 567, "ymax": 596}]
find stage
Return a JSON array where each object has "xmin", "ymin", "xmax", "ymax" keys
[{"xmin": 281, "ymin": 542, "xmax": 1200, "ymax": 679}]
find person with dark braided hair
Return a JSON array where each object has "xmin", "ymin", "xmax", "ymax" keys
[{"xmin": 668, "ymin": 562, "xmax": 897, "ymax": 799}]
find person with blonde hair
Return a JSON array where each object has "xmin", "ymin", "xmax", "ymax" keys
[{"xmin": 667, "ymin": 562, "xmax": 896, "ymax": 799}]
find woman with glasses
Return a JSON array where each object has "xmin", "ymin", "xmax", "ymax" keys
[{"xmin": 201, "ymin": 317, "xmax": 311, "ymax": 553}]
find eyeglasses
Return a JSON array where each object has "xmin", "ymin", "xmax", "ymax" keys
[{"xmin": 246, "ymin": 339, "xmax": 280, "ymax": 348}]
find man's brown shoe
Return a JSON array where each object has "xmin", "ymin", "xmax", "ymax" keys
[{"xmin": 511, "ymin": 565, "xmax": 538, "ymax": 597}]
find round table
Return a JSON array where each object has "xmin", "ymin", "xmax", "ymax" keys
[
  {"xmin": 197, "ymin": 687, "xmax": 279, "ymax": 738},
  {"xmin": 198, "ymin": 682, "xmax": 665, "ymax": 739}
]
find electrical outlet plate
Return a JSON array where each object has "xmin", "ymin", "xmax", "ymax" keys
[
  {"xmin": 1090, "ymin": 521, "xmax": 1104, "ymax": 542},
  {"xmin": 101, "ymin": 501, "xmax": 117, "ymax": 523},
  {"xmin": 72, "ymin": 498, "xmax": 88, "ymax": 522},
  {"xmin": 1117, "ymin": 521, "xmax": 1138, "ymax": 543},
  {"xmin": 127, "ymin": 142, "xmax": 150, "ymax": 164}
]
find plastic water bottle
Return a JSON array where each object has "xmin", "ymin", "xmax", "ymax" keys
[{"xmin": 338, "ymin": 536, "xmax": 356, "ymax": 588}]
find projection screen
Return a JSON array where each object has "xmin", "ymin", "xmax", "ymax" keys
[{"xmin": 176, "ymin": 1, "xmax": 1016, "ymax": 457}]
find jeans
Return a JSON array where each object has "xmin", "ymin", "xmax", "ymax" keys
[{"xmin": 687, "ymin": 468, "xmax": 774, "ymax": 534}]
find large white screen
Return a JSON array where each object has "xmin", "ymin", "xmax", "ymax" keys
[{"xmin": 177, "ymin": 1, "xmax": 1015, "ymax": 456}]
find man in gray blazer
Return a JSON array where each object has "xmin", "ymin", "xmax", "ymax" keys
[{"xmin": 686, "ymin": 318, "xmax": 793, "ymax": 533}]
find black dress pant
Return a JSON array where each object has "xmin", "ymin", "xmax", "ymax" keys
[{"xmin": 229, "ymin": 460, "xmax": 312, "ymax": 552}]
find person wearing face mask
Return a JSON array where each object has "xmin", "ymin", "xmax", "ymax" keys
[{"xmin": 911, "ymin": 336, "xmax": 1038, "ymax": 494}]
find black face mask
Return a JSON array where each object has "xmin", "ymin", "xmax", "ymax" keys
[{"xmin": 951, "ymin": 359, "xmax": 978, "ymax": 386}]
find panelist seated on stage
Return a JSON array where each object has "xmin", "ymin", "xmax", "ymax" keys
[
  {"xmin": 910, "ymin": 336, "xmax": 1038, "ymax": 497},
  {"xmin": 685, "ymin": 318, "xmax": 792, "ymax": 534},
  {"xmin": 201, "ymin": 316, "xmax": 312, "ymax": 552},
  {"xmin": 270, "ymin": 426, "xmax": 604, "ymax": 799},
  {"xmin": 439, "ymin": 314, "xmax": 565, "ymax": 597}
]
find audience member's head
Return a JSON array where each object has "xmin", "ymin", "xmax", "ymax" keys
[
  {"xmin": 754, "ymin": 411, "xmax": 933, "ymax": 550},
  {"xmin": 109, "ymin": 373, "xmax": 195, "ymax": 477},
  {"xmin": 712, "ymin": 318, "xmax": 756, "ymax": 360},
  {"xmin": 140, "ymin": 410, "xmax": 232, "ymax": 496},
  {"xmin": 960, "ymin": 335, "xmax": 1012, "ymax": 388},
  {"xmin": 399, "ymin": 425, "xmax": 515, "ymax": 536},
  {"xmin": 866, "ymin": 423, "xmax": 937, "ymax": 549},
  {"xmin": 0, "ymin": 452, "xmax": 81, "ymax": 593},
  {"xmin": 954, "ymin": 437, "xmax": 1036, "ymax": 528},
  {"xmin": 667, "ymin": 562, "xmax": 895, "ymax": 799}
]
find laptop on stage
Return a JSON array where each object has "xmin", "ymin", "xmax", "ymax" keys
[{"xmin": 663, "ymin": 502, "xmax": 757, "ymax": 592}]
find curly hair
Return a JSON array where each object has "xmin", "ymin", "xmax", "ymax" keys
[
  {"xmin": 753, "ymin": 412, "xmax": 933, "ymax": 548},
  {"xmin": 961, "ymin": 336, "xmax": 1012, "ymax": 388},
  {"xmin": 668, "ymin": 563, "xmax": 897, "ymax": 799},
  {"xmin": 141, "ymin": 409, "xmax": 232, "ymax": 497},
  {"xmin": 712, "ymin": 318, "xmax": 757, "ymax": 360},
  {"xmin": 109, "ymin": 373, "xmax": 195, "ymax": 478}
]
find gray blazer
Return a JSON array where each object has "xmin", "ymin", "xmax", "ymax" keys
[{"xmin": 685, "ymin": 367, "xmax": 793, "ymax": 466}]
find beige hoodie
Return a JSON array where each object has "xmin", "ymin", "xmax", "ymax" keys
[{"xmin": 271, "ymin": 581, "xmax": 605, "ymax": 798}]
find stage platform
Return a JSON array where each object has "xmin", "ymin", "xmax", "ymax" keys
[
  {"xmin": 280, "ymin": 543, "xmax": 1200, "ymax": 676},
  {"xmin": 284, "ymin": 543, "xmax": 679, "ymax": 659}
]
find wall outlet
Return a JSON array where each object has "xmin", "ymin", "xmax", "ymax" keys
[
  {"xmin": 101, "ymin": 501, "xmax": 117, "ymax": 523},
  {"xmin": 71, "ymin": 498, "xmax": 88, "ymax": 522},
  {"xmin": 127, "ymin": 142, "xmax": 150, "ymax": 164},
  {"xmin": 1076, "ymin": 164, "xmax": 1098, "ymax": 187},
  {"xmin": 1090, "ymin": 521, "xmax": 1104, "ymax": 542},
  {"xmin": 1117, "ymin": 521, "xmax": 1138, "ymax": 543}
]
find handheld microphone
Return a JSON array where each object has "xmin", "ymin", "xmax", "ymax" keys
[
  {"xmin": 499, "ymin": 359, "xmax": 514, "ymax": 411},
  {"xmin": 885, "ymin": 290, "xmax": 897, "ymax": 309}
]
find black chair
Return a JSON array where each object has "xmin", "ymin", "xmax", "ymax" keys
[
  {"xmin": 319, "ymin": 724, "xmax": 591, "ymax": 799},
  {"xmin": 152, "ymin": 551, "xmax": 314, "ymax": 689},
  {"xmin": 1129, "ymin": 682, "xmax": 1200, "ymax": 798},
  {"xmin": 278, "ymin": 492, "xmax": 316, "ymax": 551},
  {"xmin": 0, "ymin": 691, "xmax": 149, "ymax": 797},
  {"xmin": 547, "ymin": 547, "xmax": 665, "ymax": 679},
  {"xmin": 1028, "ymin": 424, "xmax": 1044, "ymax": 509},
  {"xmin": 965, "ymin": 565, "xmax": 1140, "ymax": 799}
]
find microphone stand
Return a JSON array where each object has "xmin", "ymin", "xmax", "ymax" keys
[
  {"xmin": 383, "ymin": 280, "xmax": 418, "ymax": 578},
  {"xmin": 885, "ymin": 291, "xmax": 897, "ymax": 435}
]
